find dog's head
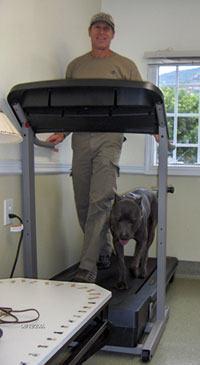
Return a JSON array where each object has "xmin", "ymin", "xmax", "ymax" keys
[{"xmin": 110, "ymin": 193, "xmax": 143, "ymax": 246}]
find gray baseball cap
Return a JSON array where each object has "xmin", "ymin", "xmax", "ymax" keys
[{"xmin": 89, "ymin": 12, "xmax": 115, "ymax": 30}]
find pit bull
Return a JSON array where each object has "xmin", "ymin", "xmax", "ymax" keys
[{"xmin": 110, "ymin": 188, "xmax": 158, "ymax": 290}]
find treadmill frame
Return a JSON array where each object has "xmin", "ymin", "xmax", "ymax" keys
[{"xmin": 8, "ymin": 79, "xmax": 170, "ymax": 361}]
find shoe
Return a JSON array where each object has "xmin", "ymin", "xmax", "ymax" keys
[
  {"xmin": 73, "ymin": 268, "xmax": 96, "ymax": 283},
  {"xmin": 97, "ymin": 255, "xmax": 111, "ymax": 270}
]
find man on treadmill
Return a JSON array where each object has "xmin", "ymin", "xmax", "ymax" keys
[{"xmin": 47, "ymin": 12, "xmax": 142, "ymax": 283}]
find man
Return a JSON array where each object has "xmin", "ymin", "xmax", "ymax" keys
[{"xmin": 47, "ymin": 12, "xmax": 142, "ymax": 283}]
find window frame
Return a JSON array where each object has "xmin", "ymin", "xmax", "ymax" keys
[{"xmin": 145, "ymin": 53, "xmax": 200, "ymax": 176}]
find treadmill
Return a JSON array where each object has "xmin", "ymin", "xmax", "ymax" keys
[{"xmin": 7, "ymin": 79, "xmax": 178, "ymax": 361}]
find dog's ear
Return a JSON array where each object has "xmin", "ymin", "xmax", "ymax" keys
[
  {"xmin": 114, "ymin": 193, "xmax": 122, "ymax": 203},
  {"xmin": 134, "ymin": 195, "xmax": 142, "ymax": 206}
]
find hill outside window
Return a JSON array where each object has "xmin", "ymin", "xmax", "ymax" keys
[{"xmin": 145, "ymin": 50, "xmax": 200, "ymax": 176}]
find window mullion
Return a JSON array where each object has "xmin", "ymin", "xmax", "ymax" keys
[
  {"xmin": 197, "ymin": 88, "xmax": 200, "ymax": 164},
  {"xmin": 172, "ymin": 66, "xmax": 179, "ymax": 163}
]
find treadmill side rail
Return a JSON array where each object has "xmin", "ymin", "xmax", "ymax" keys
[{"xmin": 7, "ymin": 79, "xmax": 176, "ymax": 361}]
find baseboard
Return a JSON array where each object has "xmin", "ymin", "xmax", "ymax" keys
[
  {"xmin": 176, "ymin": 260, "xmax": 200, "ymax": 279},
  {"xmin": 50, "ymin": 262, "xmax": 79, "ymax": 281}
]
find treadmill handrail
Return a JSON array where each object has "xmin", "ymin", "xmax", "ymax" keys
[
  {"xmin": 7, "ymin": 79, "xmax": 166, "ymax": 135},
  {"xmin": 8, "ymin": 79, "xmax": 163, "ymax": 102}
]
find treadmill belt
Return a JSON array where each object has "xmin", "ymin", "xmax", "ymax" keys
[{"xmin": 96, "ymin": 255, "xmax": 157, "ymax": 295}]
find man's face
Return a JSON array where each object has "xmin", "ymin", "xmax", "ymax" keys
[{"xmin": 88, "ymin": 21, "xmax": 115, "ymax": 51}]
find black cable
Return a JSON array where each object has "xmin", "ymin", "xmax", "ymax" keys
[
  {"xmin": 0, "ymin": 307, "xmax": 40, "ymax": 324},
  {"xmin": 8, "ymin": 214, "xmax": 24, "ymax": 278},
  {"xmin": 1, "ymin": 216, "xmax": 39, "ymax": 336}
]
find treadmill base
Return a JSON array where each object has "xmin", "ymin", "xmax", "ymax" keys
[{"xmin": 96, "ymin": 256, "xmax": 178, "ymax": 348}]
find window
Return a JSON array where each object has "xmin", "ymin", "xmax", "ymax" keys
[
  {"xmin": 145, "ymin": 51, "xmax": 200, "ymax": 175},
  {"xmin": 159, "ymin": 65, "xmax": 200, "ymax": 165}
]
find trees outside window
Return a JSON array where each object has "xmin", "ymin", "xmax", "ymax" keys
[{"xmin": 158, "ymin": 65, "xmax": 200, "ymax": 165}]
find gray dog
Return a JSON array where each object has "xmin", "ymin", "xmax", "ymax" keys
[{"xmin": 110, "ymin": 188, "xmax": 158, "ymax": 290}]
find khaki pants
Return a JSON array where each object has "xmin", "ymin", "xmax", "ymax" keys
[{"xmin": 71, "ymin": 132, "xmax": 124, "ymax": 274}]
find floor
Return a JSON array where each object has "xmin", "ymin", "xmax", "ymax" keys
[{"xmin": 84, "ymin": 277, "xmax": 200, "ymax": 365}]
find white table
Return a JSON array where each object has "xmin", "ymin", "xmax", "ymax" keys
[{"xmin": 0, "ymin": 278, "xmax": 111, "ymax": 364}]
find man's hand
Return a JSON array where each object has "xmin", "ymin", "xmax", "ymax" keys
[
  {"xmin": 46, "ymin": 133, "xmax": 65, "ymax": 152},
  {"xmin": 154, "ymin": 134, "xmax": 159, "ymax": 142},
  {"xmin": 154, "ymin": 134, "xmax": 175, "ymax": 151}
]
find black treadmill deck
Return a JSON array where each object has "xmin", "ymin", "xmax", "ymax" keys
[
  {"xmin": 57, "ymin": 255, "xmax": 178, "ymax": 349},
  {"xmin": 96, "ymin": 256, "xmax": 178, "ymax": 347},
  {"xmin": 97, "ymin": 255, "xmax": 157, "ymax": 293}
]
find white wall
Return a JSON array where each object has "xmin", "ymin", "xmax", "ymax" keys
[
  {"xmin": 1, "ymin": 0, "xmax": 200, "ymax": 279},
  {"xmin": 0, "ymin": 0, "xmax": 101, "ymax": 278},
  {"xmin": 102, "ymin": 0, "xmax": 200, "ymax": 76},
  {"xmin": 0, "ymin": 0, "xmax": 100, "ymax": 167},
  {"xmin": 102, "ymin": 0, "xmax": 200, "ymax": 262},
  {"xmin": 102, "ymin": 0, "xmax": 200, "ymax": 167}
]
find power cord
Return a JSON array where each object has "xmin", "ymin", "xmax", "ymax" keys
[
  {"xmin": 8, "ymin": 214, "xmax": 24, "ymax": 278},
  {"xmin": 0, "ymin": 307, "xmax": 40, "ymax": 324},
  {"xmin": 0, "ymin": 217, "xmax": 40, "ymax": 338}
]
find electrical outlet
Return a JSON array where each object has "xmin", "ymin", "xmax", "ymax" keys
[{"xmin": 4, "ymin": 199, "xmax": 14, "ymax": 226}]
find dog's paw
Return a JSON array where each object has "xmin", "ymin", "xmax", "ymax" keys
[
  {"xmin": 139, "ymin": 267, "xmax": 148, "ymax": 279},
  {"xmin": 129, "ymin": 265, "xmax": 139, "ymax": 278},
  {"xmin": 139, "ymin": 272, "xmax": 147, "ymax": 279},
  {"xmin": 139, "ymin": 266, "xmax": 148, "ymax": 279},
  {"xmin": 116, "ymin": 281, "xmax": 128, "ymax": 290}
]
